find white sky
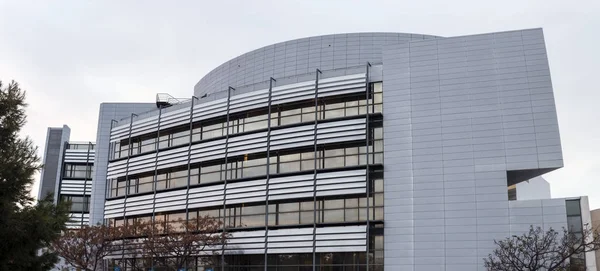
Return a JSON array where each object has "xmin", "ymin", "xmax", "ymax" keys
[{"xmin": 1, "ymin": 0, "xmax": 598, "ymax": 208}]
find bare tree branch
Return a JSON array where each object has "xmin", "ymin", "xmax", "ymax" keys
[{"xmin": 484, "ymin": 224, "xmax": 600, "ymax": 271}]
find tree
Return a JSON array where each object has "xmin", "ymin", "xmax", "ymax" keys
[
  {"xmin": 0, "ymin": 80, "xmax": 70, "ymax": 270},
  {"xmin": 484, "ymin": 224, "xmax": 600, "ymax": 271},
  {"xmin": 136, "ymin": 216, "xmax": 228, "ymax": 271},
  {"xmin": 53, "ymin": 216, "xmax": 228, "ymax": 271},
  {"xmin": 52, "ymin": 224, "xmax": 131, "ymax": 271}
]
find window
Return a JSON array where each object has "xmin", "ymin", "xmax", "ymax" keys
[
  {"xmin": 110, "ymin": 141, "xmax": 383, "ymax": 198},
  {"xmin": 67, "ymin": 143, "xmax": 94, "ymax": 150},
  {"xmin": 112, "ymin": 82, "xmax": 384, "ymax": 160},
  {"xmin": 60, "ymin": 195, "xmax": 90, "ymax": 213},
  {"xmin": 508, "ymin": 185, "xmax": 517, "ymax": 201},
  {"xmin": 566, "ymin": 200, "xmax": 581, "ymax": 216},
  {"xmin": 566, "ymin": 199, "xmax": 585, "ymax": 269},
  {"xmin": 63, "ymin": 164, "xmax": 93, "ymax": 179}
]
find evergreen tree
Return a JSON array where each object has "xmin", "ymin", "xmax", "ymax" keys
[{"xmin": 0, "ymin": 80, "xmax": 70, "ymax": 270}]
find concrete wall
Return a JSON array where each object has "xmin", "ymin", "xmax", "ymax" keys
[
  {"xmin": 38, "ymin": 125, "xmax": 70, "ymax": 202},
  {"xmin": 382, "ymin": 28, "xmax": 562, "ymax": 271}
]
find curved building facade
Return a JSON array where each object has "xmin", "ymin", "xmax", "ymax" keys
[{"xmin": 89, "ymin": 29, "xmax": 585, "ymax": 270}]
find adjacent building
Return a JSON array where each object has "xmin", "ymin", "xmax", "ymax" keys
[
  {"xmin": 38, "ymin": 28, "xmax": 596, "ymax": 270},
  {"xmin": 38, "ymin": 125, "xmax": 95, "ymax": 228}
]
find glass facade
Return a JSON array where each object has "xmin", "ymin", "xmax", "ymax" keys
[
  {"xmin": 110, "ymin": 83, "xmax": 382, "ymax": 160},
  {"xmin": 108, "ymin": 131, "xmax": 383, "ymax": 198},
  {"xmin": 106, "ymin": 82, "xmax": 384, "ymax": 270},
  {"xmin": 108, "ymin": 178, "xmax": 383, "ymax": 230}
]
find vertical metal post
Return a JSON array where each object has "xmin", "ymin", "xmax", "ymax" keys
[
  {"xmin": 121, "ymin": 113, "xmax": 137, "ymax": 268},
  {"xmin": 184, "ymin": 96, "xmax": 197, "ymax": 269},
  {"xmin": 150, "ymin": 106, "xmax": 163, "ymax": 270},
  {"xmin": 185, "ymin": 97, "xmax": 198, "ymax": 221},
  {"xmin": 56, "ymin": 142, "xmax": 68, "ymax": 226},
  {"xmin": 264, "ymin": 77, "xmax": 275, "ymax": 271},
  {"xmin": 105, "ymin": 119, "xmax": 118, "ymax": 226},
  {"xmin": 365, "ymin": 62, "xmax": 372, "ymax": 270},
  {"xmin": 103, "ymin": 119, "xmax": 117, "ymax": 271},
  {"xmin": 222, "ymin": 87, "xmax": 234, "ymax": 271},
  {"xmin": 81, "ymin": 141, "xmax": 92, "ymax": 228},
  {"xmin": 312, "ymin": 69, "xmax": 322, "ymax": 271}
]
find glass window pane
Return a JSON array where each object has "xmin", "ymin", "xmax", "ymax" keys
[
  {"xmin": 325, "ymin": 109, "xmax": 345, "ymax": 119},
  {"xmin": 345, "ymin": 198, "xmax": 358, "ymax": 208},
  {"xmin": 374, "ymin": 179, "xmax": 384, "ymax": 193},
  {"xmin": 373, "ymin": 82, "xmax": 383, "ymax": 93},
  {"xmin": 301, "ymin": 152, "xmax": 314, "ymax": 159},
  {"xmin": 566, "ymin": 200, "xmax": 581, "ymax": 216},
  {"xmin": 568, "ymin": 216, "xmax": 583, "ymax": 232},
  {"xmin": 374, "ymin": 207, "xmax": 384, "ymax": 220},
  {"xmin": 345, "ymin": 155, "xmax": 359, "ymax": 166},
  {"xmin": 281, "ymin": 108, "xmax": 301, "ymax": 116},
  {"xmin": 374, "ymin": 194, "xmax": 384, "ymax": 207},
  {"xmin": 302, "ymin": 113, "xmax": 315, "ymax": 122},
  {"xmin": 280, "ymin": 115, "xmax": 301, "ymax": 126},
  {"xmin": 301, "ymin": 160, "xmax": 315, "ymax": 171},
  {"xmin": 267, "ymin": 214, "xmax": 277, "ymax": 226},
  {"xmin": 156, "ymin": 180, "xmax": 167, "ymax": 190},
  {"xmin": 374, "ymin": 93, "xmax": 383, "ymax": 103},
  {"xmin": 345, "ymin": 147, "xmax": 358, "ymax": 155},
  {"xmin": 241, "ymin": 215, "xmax": 265, "ymax": 227},
  {"xmin": 138, "ymin": 182, "xmax": 153, "ymax": 193},
  {"xmin": 169, "ymin": 176, "xmax": 187, "ymax": 188},
  {"xmin": 301, "ymin": 201, "xmax": 315, "ymax": 211},
  {"xmin": 345, "ymin": 107, "xmax": 359, "ymax": 116},
  {"xmin": 323, "ymin": 210, "xmax": 344, "ymax": 223},
  {"xmin": 300, "ymin": 211, "xmax": 314, "ymax": 224},
  {"xmin": 324, "ymin": 157, "xmax": 344, "ymax": 168},
  {"xmin": 325, "ymin": 103, "xmax": 344, "ymax": 110},
  {"xmin": 201, "ymin": 172, "xmax": 221, "ymax": 184},
  {"xmin": 359, "ymin": 208, "xmax": 369, "ymax": 221},
  {"xmin": 345, "ymin": 208, "xmax": 359, "ymax": 222},
  {"xmin": 324, "ymin": 149, "xmax": 344, "ymax": 157},
  {"xmin": 244, "ymin": 120, "xmax": 268, "ymax": 132},
  {"xmin": 242, "ymin": 205, "xmax": 265, "ymax": 215},
  {"xmin": 324, "ymin": 199, "xmax": 344, "ymax": 209},
  {"xmin": 243, "ymin": 165, "xmax": 266, "ymax": 178},
  {"xmin": 243, "ymin": 157, "xmax": 267, "ymax": 167},
  {"xmin": 280, "ymin": 154, "xmax": 300, "ymax": 162},
  {"xmin": 279, "ymin": 162, "xmax": 300, "ymax": 173},
  {"xmin": 278, "ymin": 213, "xmax": 299, "ymax": 225},
  {"xmin": 279, "ymin": 203, "xmax": 299, "ymax": 212}
]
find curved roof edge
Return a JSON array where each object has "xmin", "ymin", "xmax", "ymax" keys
[{"xmin": 193, "ymin": 32, "xmax": 440, "ymax": 97}]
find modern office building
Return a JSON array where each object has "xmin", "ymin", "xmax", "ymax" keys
[
  {"xmin": 38, "ymin": 28, "xmax": 596, "ymax": 270},
  {"xmin": 38, "ymin": 125, "xmax": 95, "ymax": 228}
]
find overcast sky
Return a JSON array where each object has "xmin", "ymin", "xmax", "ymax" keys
[{"xmin": 1, "ymin": 0, "xmax": 598, "ymax": 208}]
